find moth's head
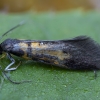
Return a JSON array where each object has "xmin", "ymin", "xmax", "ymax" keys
[{"xmin": 0, "ymin": 22, "xmax": 24, "ymax": 55}]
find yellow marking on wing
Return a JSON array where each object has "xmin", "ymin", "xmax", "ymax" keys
[
  {"xmin": 18, "ymin": 42, "xmax": 70, "ymax": 61},
  {"xmin": 54, "ymin": 61, "xmax": 59, "ymax": 65},
  {"xmin": 32, "ymin": 49, "xmax": 70, "ymax": 61},
  {"xmin": 19, "ymin": 43, "xmax": 28, "ymax": 49},
  {"xmin": 57, "ymin": 51, "xmax": 70, "ymax": 60},
  {"xmin": 18, "ymin": 43, "xmax": 28, "ymax": 55},
  {"xmin": 31, "ymin": 42, "xmax": 48, "ymax": 48},
  {"xmin": 43, "ymin": 50, "xmax": 71, "ymax": 60},
  {"xmin": 18, "ymin": 43, "xmax": 31, "ymax": 60}
]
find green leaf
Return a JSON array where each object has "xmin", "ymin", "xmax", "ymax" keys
[{"xmin": 0, "ymin": 10, "xmax": 100, "ymax": 100}]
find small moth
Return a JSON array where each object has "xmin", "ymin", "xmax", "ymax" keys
[{"xmin": 0, "ymin": 23, "xmax": 100, "ymax": 83}]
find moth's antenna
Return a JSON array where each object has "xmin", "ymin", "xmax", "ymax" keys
[{"xmin": 0, "ymin": 21, "xmax": 25, "ymax": 40}]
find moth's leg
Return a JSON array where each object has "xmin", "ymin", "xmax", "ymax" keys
[
  {"xmin": 5, "ymin": 53, "xmax": 20, "ymax": 71},
  {"xmin": 0, "ymin": 66, "xmax": 30, "ymax": 84}
]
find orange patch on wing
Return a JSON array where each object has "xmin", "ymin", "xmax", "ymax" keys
[
  {"xmin": 19, "ymin": 43, "xmax": 28, "ymax": 48},
  {"xmin": 54, "ymin": 61, "xmax": 59, "ymax": 65},
  {"xmin": 44, "ymin": 50, "xmax": 71, "ymax": 60},
  {"xmin": 18, "ymin": 43, "xmax": 31, "ymax": 59}
]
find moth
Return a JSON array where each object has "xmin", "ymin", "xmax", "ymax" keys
[
  {"xmin": 0, "ymin": 23, "xmax": 100, "ymax": 72},
  {"xmin": 0, "ymin": 23, "xmax": 100, "ymax": 83}
]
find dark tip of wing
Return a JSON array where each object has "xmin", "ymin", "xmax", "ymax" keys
[{"xmin": 62, "ymin": 36, "xmax": 100, "ymax": 69}]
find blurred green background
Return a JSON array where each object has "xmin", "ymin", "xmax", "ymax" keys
[{"xmin": 0, "ymin": 0, "xmax": 100, "ymax": 100}]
